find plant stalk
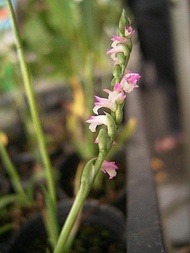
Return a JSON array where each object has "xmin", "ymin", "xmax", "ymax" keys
[
  {"xmin": 54, "ymin": 150, "xmax": 109, "ymax": 253},
  {"xmin": 6, "ymin": 0, "xmax": 56, "ymax": 204},
  {"xmin": 54, "ymin": 184, "xmax": 88, "ymax": 253},
  {"xmin": 0, "ymin": 140, "xmax": 27, "ymax": 201},
  {"xmin": 7, "ymin": 0, "xmax": 59, "ymax": 246}
]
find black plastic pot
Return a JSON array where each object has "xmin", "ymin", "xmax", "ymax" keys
[
  {"xmin": 126, "ymin": 92, "xmax": 166, "ymax": 252},
  {"xmin": 7, "ymin": 199, "xmax": 126, "ymax": 253}
]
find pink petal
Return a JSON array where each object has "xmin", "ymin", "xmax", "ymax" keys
[
  {"xmin": 86, "ymin": 115, "xmax": 107, "ymax": 132},
  {"xmin": 101, "ymin": 160, "xmax": 118, "ymax": 179}
]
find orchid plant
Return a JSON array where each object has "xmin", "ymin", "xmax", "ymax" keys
[
  {"xmin": 54, "ymin": 9, "xmax": 140, "ymax": 253},
  {"xmin": 3, "ymin": 0, "xmax": 140, "ymax": 252}
]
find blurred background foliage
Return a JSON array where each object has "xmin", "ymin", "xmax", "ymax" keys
[
  {"xmin": 0, "ymin": 0, "xmax": 123, "ymax": 89},
  {"xmin": 0, "ymin": 1, "xmax": 135, "ymax": 225},
  {"xmin": 17, "ymin": 0, "xmax": 122, "ymax": 81},
  {"xmin": 0, "ymin": 0, "xmax": 125, "ymax": 159}
]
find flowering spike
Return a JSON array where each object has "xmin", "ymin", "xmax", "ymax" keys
[
  {"xmin": 85, "ymin": 10, "xmax": 141, "ymax": 180},
  {"xmin": 107, "ymin": 11, "xmax": 135, "ymax": 77}
]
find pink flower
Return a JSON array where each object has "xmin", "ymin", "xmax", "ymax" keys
[
  {"xmin": 120, "ymin": 72, "xmax": 141, "ymax": 93},
  {"xmin": 107, "ymin": 41, "xmax": 124, "ymax": 62},
  {"xmin": 93, "ymin": 84, "xmax": 126, "ymax": 115},
  {"xmin": 124, "ymin": 26, "xmax": 135, "ymax": 38},
  {"xmin": 101, "ymin": 160, "xmax": 118, "ymax": 179},
  {"xmin": 86, "ymin": 115, "xmax": 107, "ymax": 132},
  {"xmin": 111, "ymin": 35, "xmax": 127, "ymax": 44},
  {"xmin": 104, "ymin": 83, "xmax": 126, "ymax": 104},
  {"xmin": 93, "ymin": 96, "xmax": 116, "ymax": 115},
  {"xmin": 106, "ymin": 26, "xmax": 135, "ymax": 63}
]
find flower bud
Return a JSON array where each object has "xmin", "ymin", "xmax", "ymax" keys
[
  {"xmin": 81, "ymin": 158, "xmax": 96, "ymax": 191},
  {"xmin": 119, "ymin": 10, "xmax": 130, "ymax": 36}
]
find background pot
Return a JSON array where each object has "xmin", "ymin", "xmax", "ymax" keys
[{"xmin": 7, "ymin": 199, "xmax": 126, "ymax": 253}]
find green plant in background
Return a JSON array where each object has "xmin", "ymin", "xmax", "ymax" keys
[
  {"xmin": 0, "ymin": 1, "xmax": 39, "ymax": 155},
  {"xmin": 5, "ymin": 0, "xmax": 60, "ymax": 246},
  {"xmin": 18, "ymin": 0, "xmax": 123, "ymax": 161},
  {"xmin": 0, "ymin": 0, "xmax": 44, "ymax": 236},
  {"xmin": 0, "ymin": 132, "xmax": 47, "ymax": 236},
  {"xmin": 1, "ymin": 0, "xmax": 139, "ymax": 252},
  {"xmin": 20, "ymin": 0, "xmax": 121, "ymax": 79},
  {"xmin": 0, "ymin": 0, "xmax": 16, "ymax": 94}
]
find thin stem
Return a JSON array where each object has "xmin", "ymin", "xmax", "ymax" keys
[
  {"xmin": 0, "ymin": 141, "xmax": 27, "ymax": 201},
  {"xmin": 6, "ymin": 0, "xmax": 56, "ymax": 203},
  {"xmin": 54, "ymin": 150, "xmax": 108, "ymax": 253},
  {"xmin": 54, "ymin": 185, "xmax": 88, "ymax": 253},
  {"xmin": 7, "ymin": 0, "xmax": 59, "ymax": 247},
  {"xmin": 61, "ymin": 210, "xmax": 82, "ymax": 253}
]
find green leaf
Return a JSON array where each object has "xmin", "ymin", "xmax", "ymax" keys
[
  {"xmin": 0, "ymin": 194, "xmax": 20, "ymax": 209},
  {"xmin": 44, "ymin": 0, "xmax": 74, "ymax": 38}
]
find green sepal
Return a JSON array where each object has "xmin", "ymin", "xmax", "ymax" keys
[
  {"xmin": 123, "ymin": 44, "xmax": 132, "ymax": 57},
  {"xmin": 111, "ymin": 77, "xmax": 119, "ymax": 88},
  {"xmin": 113, "ymin": 64, "xmax": 122, "ymax": 78},
  {"xmin": 81, "ymin": 158, "xmax": 97, "ymax": 193},
  {"xmin": 115, "ymin": 103, "xmax": 124, "ymax": 125},
  {"xmin": 117, "ymin": 52, "xmax": 126, "ymax": 65},
  {"xmin": 97, "ymin": 128, "xmax": 109, "ymax": 153},
  {"xmin": 106, "ymin": 113, "xmax": 117, "ymax": 137}
]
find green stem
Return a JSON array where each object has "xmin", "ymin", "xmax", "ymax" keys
[
  {"xmin": 54, "ymin": 150, "xmax": 108, "ymax": 253},
  {"xmin": 0, "ymin": 141, "xmax": 27, "ymax": 200},
  {"xmin": 63, "ymin": 210, "xmax": 82, "ymax": 253},
  {"xmin": 54, "ymin": 184, "xmax": 88, "ymax": 253},
  {"xmin": 6, "ymin": 0, "xmax": 56, "ymax": 203}
]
